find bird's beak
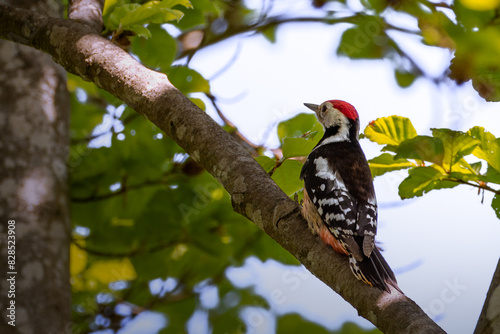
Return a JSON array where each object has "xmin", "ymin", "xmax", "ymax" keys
[{"xmin": 304, "ymin": 103, "xmax": 319, "ymax": 113}]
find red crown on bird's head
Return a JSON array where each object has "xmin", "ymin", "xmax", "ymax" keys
[{"xmin": 327, "ymin": 100, "xmax": 359, "ymax": 121}]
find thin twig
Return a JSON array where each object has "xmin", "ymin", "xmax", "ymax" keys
[
  {"xmin": 444, "ymin": 178, "xmax": 500, "ymax": 195},
  {"xmin": 71, "ymin": 179, "xmax": 166, "ymax": 203},
  {"xmin": 71, "ymin": 237, "xmax": 180, "ymax": 257}
]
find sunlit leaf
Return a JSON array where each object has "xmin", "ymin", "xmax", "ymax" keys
[
  {"xmin": 255, "ymin": 156, "xmax": 276, "ymax": 173},
  {"xmin": 85, "ymin": 258, "xmax": 137, "ymax": 285},
  {"xmin": 108, "ymin": 3, "xmax": 141, "ymax": 30},
  {"xmin": 398, "ymin": 165, "xmax": 458, "ymax": 199},
  {"xmin": 363, "ymin": 116, "xmax": 417, "ymax": 150},
  {"xmin": 395, "ymin": 135, "xmax": 444, "ymax": 165},
  {"xmin": 70, "ymin": 242, "xmax": 88, "ymax": 276},
  {"xmin": 277, "ymin": 113, "xmax": 323, "ymax": 143},
  {"xmin": 431, "ymin": 128, "xmax": 479, "ymax": 171},
  {"xmin": 103, "ymin": 0, "xmax": 119, "ymax": 18},
  {"xmin": 468, "ymin": 126, "xmax": 500, "ymax": 172},
  {"xmin": 368, "ymin": 153, "xmax": 415, "ymax": 178},
  {"xmin": 189, "ymin": 97, "xmax": 206, "ymax": 110},
  {"xmin": 458, "ymin": 0, "xmax": 500, "ymax": 13},
  {"xmin": 272, "ymin": 159, "xmax": 304, "ymax": 195},
  {"xmin": 282, "ymin": 137, "xmax": 317, "ymax": 158},
  {"xmin": 107, "ymin": 0, "xmax": 191, "ymax": 32}
]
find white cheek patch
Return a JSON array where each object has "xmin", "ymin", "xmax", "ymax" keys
[{"xmin": 319, "ymin": 108, "xmax": 351, "ymax": 143}]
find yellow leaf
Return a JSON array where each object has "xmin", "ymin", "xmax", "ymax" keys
[
  {"xmin": 70, "ymin": 242, "xmax": 88, "ymax": 276},
  {"xmin": 103, "ymin": 0, "xmax": 119, "ymax": 17},
  {"xmin": 460, "ymin": 0, "xmax": 500, "ymax": 11},
  {"xmin": 85, "ymin": 259, "xmax": 137, "ymax": 284}
]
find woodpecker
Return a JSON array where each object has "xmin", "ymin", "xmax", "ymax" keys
[{"xmin": 300, "ymin": 100, "xmax": 398, "ymax": 292}]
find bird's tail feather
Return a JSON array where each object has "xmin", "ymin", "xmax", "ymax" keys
[{"xmin": 349, "ymin": 247, "xmax": 400, "ymax": 293}]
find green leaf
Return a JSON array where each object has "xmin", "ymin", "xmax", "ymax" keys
[
  {"xmin": 492, "ymin": 194, "xmax": 500, "ymax": 219},
  {"xmin": 484, "ymin": 165, "xmax": 500, "ymax": 184},
  {"xmin": 168, "ymin": 66, "xmax": 210, "ymax": 94},
  {"xmin": 277, "ymin": 315, "xmax": 382, "ymax": 334},
  {"xmin": 252, "ymin": 231, "xmax": 299, "ymax": 264},
  {"xmin": 277, "ymin": 113, "xmax": 323, "ymax": 143},
  {"xmin": 282, "ymin": 138, "xmax": 317, "ymax": 158},
  {"xmin": 361, "ymin": 0, "xmax": 389, "ymax": 13},
  {"xmin": 277, "ymin": 313, "xmax": 330, "ymax": 334},
  {"xmin": 154, "ymin": 298, "xmax": 196, "ymax": 333},
  {"xmin": 69, "ymin": 94, "xmax": 105, "ymax": 140},
  {"xmin": 395, "ymin": 69, "xmax": 416, "ymax": 88},
  {"xmin": 272, "ymin": 159, "xmax": 304, "ymax": 196},
  {"xmin": 132, "ymin": 24, "xmax": 176, "ymax": 69},
  {"xmin": 469, "ymin": 161, "xmax": 482, "ymax": 174},
  {"xmin": 337, "ymin": 16, "xmax": 391, "ymax": 59},
  {"xmin": 108, "ymin": 4, "xmax": 141, "ymax": 30},
  {"xmin": 455, "ymin": 0, "xmax": 498, "ymax": 28},
  {"xmin": 210, "ymin": 289, "xmax": 246, "ymax": 334},
  {"xmin": 107, "ymin": 0, "xmax": 192, "ymax": 32},
  {"xmin": 368, "ymin": 153, "xmax": 415, "ymax": 178},
  {"xmin": 469, "ymin": 126, "xmax": 500, "ymax": 172},
  {"xmin": 121, "ymin": 0, "xmax": 191, "ymax": 27},
  {"xmin": 395, "ymin": 135, "xmax": 445, "ymax": 165},
  {"xmin": 127, "ymin": 24, "xmax": 152, "ymax": 38},
  {"xmin": 102, "ymin": 0, "xmax": 120, "ymax": 18},
  {"xmin": 189, "ymin": 97, "xmax": 206, "ymax": 111},
  {"xmin": 255, "ymin": 156, "xmax": 276, "ymax": 173},
  {"xmin": 398, "ymin": 165, "xmax": 458, "ymax": 199},
  {"xmin": 432, "ymin": 128, "xmax": 479, "ymax": 170},
  {"xmin": 363, "ymin": 116, "xmax": 417, "ymax": 149},
  {"xmin": 173, "ymin": 0, "xmax": 221, "ymax": 30},
  {"xmin": 261, "ymin": 25, "xmax": 277, "ymax": 43},
  {"xmin": 449, "ymin": 27, "xmax": 500, "ymax": 101}
]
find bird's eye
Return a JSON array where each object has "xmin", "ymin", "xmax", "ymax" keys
[{"xmin": 321, "ymin": 105, "xmax": 328, "ymax": 113}]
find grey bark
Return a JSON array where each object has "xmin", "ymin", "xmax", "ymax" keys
[
  {"xmin": 474, "ymin": 258, "xmax": 500, "ymax": 334},
  {"xmin": 0, "ymin": 1, "xmax": 71, "ymax": 334},
  {"xmin": 0, "ymin": 3, "xmax": 446, "ymax": 333},
  {"xmin": 68, "ymin": 0, "xmax": 105, "ymax": 33}
]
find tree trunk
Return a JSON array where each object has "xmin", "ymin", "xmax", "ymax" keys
[{"xmin": 0, "ymin": 1, "xmax": 71, "ymax": 333}]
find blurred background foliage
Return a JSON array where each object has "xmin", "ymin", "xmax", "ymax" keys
[{"xmin": 68, "ymin": 0, "xmax": 500, "ymax": 333}]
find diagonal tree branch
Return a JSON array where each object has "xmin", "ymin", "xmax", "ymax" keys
[
  {"xmin": 0, "ymin": 4, "xmax": 444, "ymax": 333},
  {"xmin": 68, "ymin": 0, "xmax": 105, "ymax": 33},
  {"xmin": 474, "ymin": 257, "xmax": 500, "ymax": 334}
]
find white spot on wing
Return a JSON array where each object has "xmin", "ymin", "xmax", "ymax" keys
[
  {"xmin": 313, "ymin": 157, "xmax": 348, "ymax": 191},
  {"xmin": 317, "ymin": 198, "xmax": 338, "ymax": 206},
  {"xmin": 314, "ymin": 157, "xmax": 335, "ymax": 180}
]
